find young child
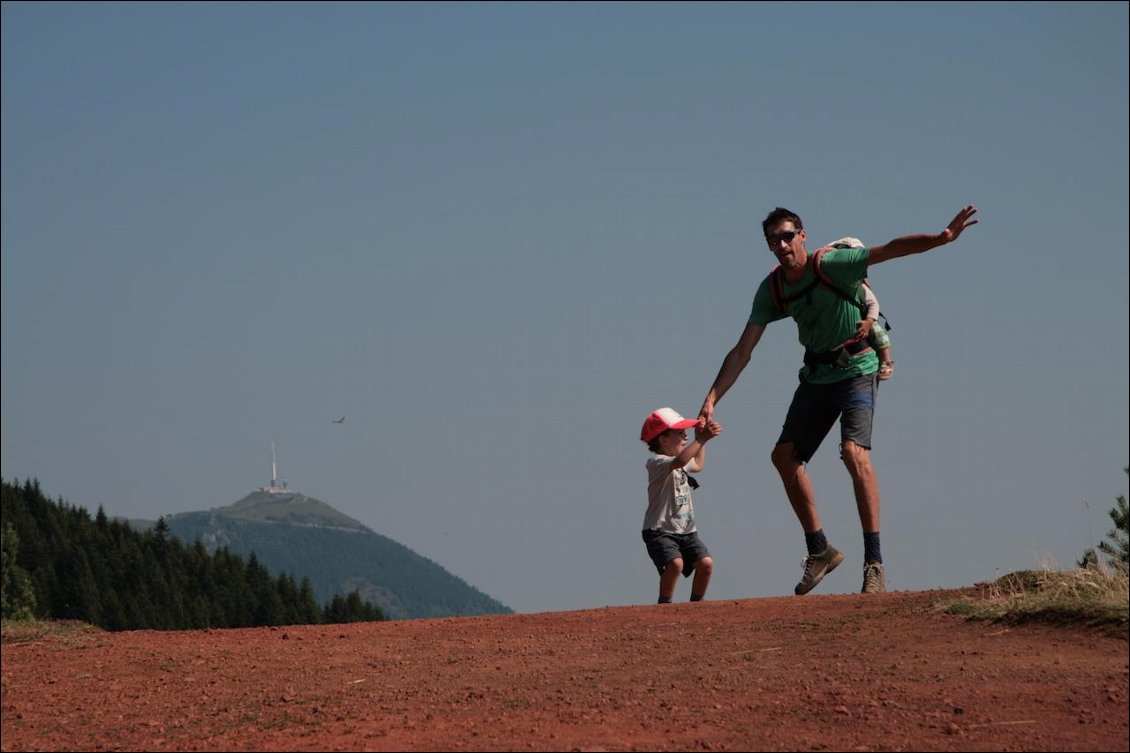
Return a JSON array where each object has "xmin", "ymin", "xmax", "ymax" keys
[
  {"xmin": 639, "ymin": 407, "xmax": 723, "ymax": 603},
  {"xmin": 828, "ymin": 237, "xmax": 894, "ymax": 380}
]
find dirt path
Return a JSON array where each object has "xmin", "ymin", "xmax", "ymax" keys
[{"xmin": 2, "ymin": 588, "xmax": 1127, "ymax": 752}]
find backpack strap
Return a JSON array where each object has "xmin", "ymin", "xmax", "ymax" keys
[
  {"xmin": 772, "ymin": 248, "xmax": 883, "ymax": 323},
  {"xmin": 769, "ymin": 264, "xmax": 785, "ymax": 313},
  {"xmin": 770, "ymin": 262, "xmax": 823, "ymax": 314},
  {"xmin": 815, "ymin": 248, "xmax": 894, "ymax": 330},
  {"xmin": 811, "ymin": 248, "xmax": 868, "ymax": 316}
]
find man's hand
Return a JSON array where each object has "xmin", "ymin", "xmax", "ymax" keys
[
  {"xmin": 940, "ymin": 204, "xmax": 979, "ymax": 245},
  {"xmin": 695, "ymin": 420, "xmax": 723, "ymax": 443},
  {"xmin": 868, "ymin": 205, "xmax": 979, "ymax": 266},
  {"xmin": 855, "ymin": 318, "xmax": 875, "ymax": 339}
]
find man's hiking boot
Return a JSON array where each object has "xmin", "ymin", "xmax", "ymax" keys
[
  {"xmin": 794, "ymin": 546, "xmax": 844, "ymax": 595},
  {"xmin": 861, "ymin": 562, "xmax": 886, "ymax": 593}
]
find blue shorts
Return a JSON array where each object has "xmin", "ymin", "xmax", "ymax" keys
[
  {"xmin": 776, "ymin": 373, "xmax": 877, "ymax": 463},
  {"xmin": 642, "ymin": 529, "xmax": 710, "ymax": 576}
]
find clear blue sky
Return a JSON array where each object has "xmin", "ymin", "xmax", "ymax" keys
[{"xmin": 3, "ymin": 2, "xmax": 1127, "ymax": 614}]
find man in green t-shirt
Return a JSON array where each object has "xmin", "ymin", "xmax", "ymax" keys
[{"xmin": 698, "ymin": 205, "xmax": 978, "ymax": 596}]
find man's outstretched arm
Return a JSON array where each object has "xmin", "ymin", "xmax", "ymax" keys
[
  {"xmin": 867, "ymin": 205, "xmax": 978, "ymax": 266},
  {"xmin": 699, "ymin": 321, "xmax": 765, "ymax": 423}
]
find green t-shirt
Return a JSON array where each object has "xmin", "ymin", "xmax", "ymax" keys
[{"xmin": 748, "ymin": 246, "xmax": 880, "ymax": 385}]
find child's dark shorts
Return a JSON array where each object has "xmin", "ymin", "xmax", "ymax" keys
[{"xmin": 642, "ymin": 529, "xmax": 710, "ymax": 577}]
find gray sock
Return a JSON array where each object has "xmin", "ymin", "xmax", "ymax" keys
[
  {"xmin": 805, "ymin": 529, "xmax": 828, "ymax": 556},
  {"xmin": 864, "ymin": 531, "xmax": 882, "ymax": 564}
]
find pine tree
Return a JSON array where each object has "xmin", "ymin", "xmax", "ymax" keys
[
  {"xmin": 1096, "ymin": 468, "xmax": 1129, "ymax": 571},
  {"xmin": 1, "ymin": 524, "xmax": 37, "ymax": 620}
]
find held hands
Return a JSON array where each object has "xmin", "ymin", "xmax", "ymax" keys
[
  {"xmin": 940, "ymin": 205, "xmax": 979, "ymax": 245},
  {"xmin": 695, "ymin": 419, "xmax": 723, "ymax": 443}
]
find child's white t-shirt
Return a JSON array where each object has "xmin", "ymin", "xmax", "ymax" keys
[{"xmin": 643, "ymin": 455, "xmax": 697, "ymax": 534}]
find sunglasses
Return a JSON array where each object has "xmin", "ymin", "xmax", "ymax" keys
[{"xmin": 766, "ymin": 230, "xmax": 801, "ymax": 245}]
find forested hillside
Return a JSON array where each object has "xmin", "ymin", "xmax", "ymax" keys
[
  {"xmin": 1, "ymin": 479, "xmax": 383, "ymax": 629},
  {"xmin": 162, "ymin": 497, "xmax": 512, "ymax": 620}
]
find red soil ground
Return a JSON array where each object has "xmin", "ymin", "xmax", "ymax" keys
[{"xmin": 2, "ymin": 587, "xmax": 1127, "ymax": 752}]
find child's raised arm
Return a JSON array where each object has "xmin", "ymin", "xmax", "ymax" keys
[{"xmin": 685, "ymin": 421, "xmax": 722, "ymax": 473}]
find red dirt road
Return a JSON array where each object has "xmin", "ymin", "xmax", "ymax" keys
[{"xmin": 2, "ymin": 588, "xmax": 1127, "ymax": 752}]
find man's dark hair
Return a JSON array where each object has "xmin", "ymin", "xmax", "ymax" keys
[{"xmin": 762, "ymin": 207, "xmax": 803, "ymax": 237}]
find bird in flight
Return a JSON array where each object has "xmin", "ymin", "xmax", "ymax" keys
[{"xmin": 332, "ymin": 416, "xmax": 346, "ymax": 424}]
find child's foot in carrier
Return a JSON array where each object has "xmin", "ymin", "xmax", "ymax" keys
[{"xmin": 878, "ymin": 359, "xmax": 894, "ymax": 381}]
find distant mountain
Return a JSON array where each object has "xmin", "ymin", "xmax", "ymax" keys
[{"xmin": 147, "ymin": 489, "xmax": 511, "ymax": 620}]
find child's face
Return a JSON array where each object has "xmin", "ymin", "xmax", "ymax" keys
[{"xmin": 658, "ymin": 429, "xmax": 687, "ymax": 456}]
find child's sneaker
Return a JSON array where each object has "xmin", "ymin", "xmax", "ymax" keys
[{"xmin": 878, "ymin": 360, "xmax": 894, "ymax": 381}]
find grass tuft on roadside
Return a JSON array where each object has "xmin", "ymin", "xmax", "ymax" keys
[
  {"xmin": 940, "ymin": 567, "xmax": 1128, "ymax": 637},
  {"xmin": 1, "ymin": 619, "xmax": 104, "ymax": 646}
]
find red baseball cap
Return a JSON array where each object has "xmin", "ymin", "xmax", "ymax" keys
[{"xmin": 640, "ymin": 407, "xmax": 700, "ymax": 443}]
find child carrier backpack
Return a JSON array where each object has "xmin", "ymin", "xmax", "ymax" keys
[{"xmin": 768, "ymin": 244, "xmax": 892, "ymax": 372}]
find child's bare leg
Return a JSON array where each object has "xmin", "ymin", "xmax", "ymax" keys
[
  {"xmin": 658, "ymin": 558, "xmax": 683, "ymax": 603},
  {"xmin": 690, "ymin": 555, "xmax": 714, "ymax": 601}
]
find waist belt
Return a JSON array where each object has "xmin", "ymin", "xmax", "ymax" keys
[{"xmin": 803, "ymin": 337, "xmax": 871, "ymax": 368}]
